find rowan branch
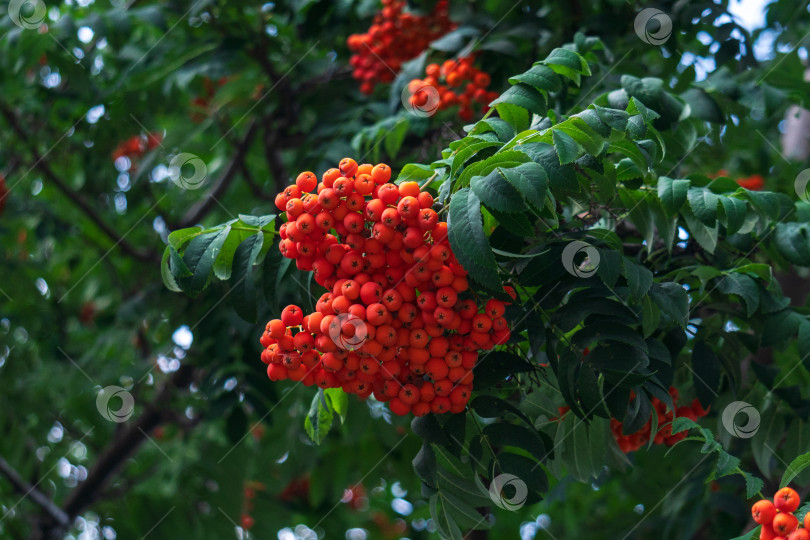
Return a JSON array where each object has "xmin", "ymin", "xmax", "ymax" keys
[
  {"xmin": 0, "ymin": 455, "xmax": 70, "ymax": 527},
  {"xmin": 0, "ymin": 102, "xmax": 156, "ymax": 262},
  {"xmin": 59, "ymin": 365, "xmax": 194, "ymax": 521},
  {"xmin": 177, "ymin": 120, "xmax": 260, "ymax": 227}
]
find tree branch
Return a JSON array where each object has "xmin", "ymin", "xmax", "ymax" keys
[
  {"xmin": 0, "ymin": 101, "xmax": 156, "ymax": 262},
  {"xmin": 59, "ymin": 365, "xmax": 195, "ymax": 522},
  {"xmin": 0, "ymin": 455, "xmax": 70, "ymax": 528},
  {"xmin": 177, "ymin": 120, "xmax": 259, "ymax": 228}
]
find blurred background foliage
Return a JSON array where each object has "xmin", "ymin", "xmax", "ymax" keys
[{"xmin": 1, "ymin": 0, "xmax": 810, "ymax": 539}]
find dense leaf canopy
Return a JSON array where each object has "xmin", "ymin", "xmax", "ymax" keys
[{"xmin": 2, "ymin": 1, "xmax": 810, "ymax": 539}]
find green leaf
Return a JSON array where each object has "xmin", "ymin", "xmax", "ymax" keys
[
  {"xmin": 622, "ymin": 258, "xmax": 653, "ymax": 303},
  {"xmin": 682, "ymin": 206, "xmax": 719, "ymax": 253},
  {"xmin": 641, "ymin": 296, "xmax": 660, "ymax": 338},
  {"xmin": 719, "ymin": 196, "xmax": 747, "ymax": 235},
  {"xmin": 414, "ymin": 442, "xmax": 438, "ymax": 486},
  {"xmin": 573, "ymin": 322, "xmax": 649, "ymax": 353},
  {"xmin": 542, "ymin": 48, "xmax": 591, "ymax": 84},
  {"xmin": 597, "ymin": 249, "xmax": 622, "ymax": 288},
  {"xmin": 557, "ymin": 414, "xmax": 603, "ymax": 482},
  {"xmin": 431, "ymin": 493, "xmax": 464, "ymax": 540},
  {"xmin": 412, "ymin": 415, "xmax": 450, "ymax": 446},
  {"xmin": 436, "ymin": 469, "xmax": 492, "ymax": 507},
  {"xmin": 627, "ymin": 97, "xmax": 660, "ymax": 124},
  {"xmin": 509, "ymin": 63, "xmax": 562, "ymax": 92},
  {"xmin": 470, "ymin": 118, "xmax": 516, "ymax": 143},
  {"xmin": 681, "ymin": 88, "xmax": 724, "ymax": 123},
  {"xmin": 781, "ymin": 452, "xmax": 810, "ymax": 489},
  {"xmin": 649, "ymin": 282, "xmax": 689, "ymax": 328},
  {"xmin": 495, "ymin": 103, "xmax": 531, "ymax": 132},
  {"xmin": 733, "ymin": 264, "xmax": 772, "ymax": 282},
  {"xmin": 214, "ymin": 228, "xmax": 250, "ymax": 280},
  {"xmin": 440, "ymin": 491, "xmax": 489, "ymax": 530},
  {"xmin": 178, "ymin": 226, "xmax": 231, "ymax": 297},
  {"xmin": 384, "ymin": 117, "xmax": 409, "ymax": 157},
  {"xmin": 474, "ymin": 351, "xmax": 534, "ymax": 389},
  {"xmin": 448, "ymin": 188, "xmax": 502, "ymax": 292},
  {"xmin": 304, "ymin": 390, "xmax": 334, "ymax": 445},
  {"xmin": 552, "ymin": 129, "xmax": 580, "ymax": 164},
  {"xmin": 497, "ymin": 452, "xmax": 548, "ymax": 495},
  {"xmin": 471, "ymin": 396, "xmax": 532, "ymax": 426},
  {"xmin": 231, "ymin": 232, "xmax": 263, "ymax": 322},
  {"xmin": 594, "ymin": 105, "xmax": 629, "ymax": 131},
  {"xmin": 324, "ymin": 388, "xmax": 348, "ymax": 424},
  {"xmin": 717, "ymin": 273, "xmax": 759, "ymax": 316},
  {"xmin": 657, "ymin": 177, "xmax": 690, "ymax": 216},
  {"xmin": 483, "ymin": 422, "xmax": 547, "ymax": 461},
  {"xmin": 752, "ymin": 406, "xmax": 785, "ymax": 478},
  {"xmin": 161, "ymin": 247, "xmax": 183, "ymax": 293},
  {"xmin": 397, "ymin": 163, "xmax": 435, "ymax": 183},
  {"xmin": 687, "ymin": 188, "xmax": 721, "ymax": 226},
  {"xmin": 168, "ymin": 226, "xmax": 204, "ymax": 250},
  {"xmin": 774, "ymin": 223, "xmax": 810, "ymax": 266},
  {"xmin": 745, "ymin": 473, "xmax": 765, "ymax": 499},
  {"xmin": 499, "ymin": 162, "xmax": 549, "ymax": 211},
  {"xmin": 470, "ymin": 167, "xmax": 527, "ymax": 213},
  {"xmin": 490, "ymin": 83, "xmax": 546, "ymax": 114},
  {"xmin": 430, "ymin": 26, "xmax": 479, "ymax": 51}
]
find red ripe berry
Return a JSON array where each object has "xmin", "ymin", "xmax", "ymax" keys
[
  {"xmin": 430, "ymin": 396, "xmax": 452, "ymax": 414},
  {"xmin": 751, "ymin": 499, "xmax": 776, "ymax": 525},
  {"xmin": 371, "ymin": 164, "xmax": 392, "ymax": 184},
  {"xmin": 295, "ymin": 171, "xmax": 318, "ymax": 192},
  {"xmin": 417, "ymin": 208, "xmax": 438, "ymax": 230},
  {"xmin": 775, "ymin": 487, "xmax": 801, "ymax": 512},
  {"xmin": 788, "ymin": 529, "xmax": 810, "ymax": 540},
  {"xmin": 339, "ymin": 157, "xmax": 358, "ymax": 177},
  {"xmin": 377, "ymin": 184, "xmax": 400, "ymax": 205},
  {"xmin": 485, "ymin": 298, "xmax": 506, "ymax": 318},
  {"xmin": 389, "ymin": 397, "xmax": 410, "ymax": 416},
  {"xmin": 773, "ymin": 513, "xmax": 799, "ymax": 536},
  {"xmin": 281, "ymin": 305, "xmax": 303, "ymax": 327}
]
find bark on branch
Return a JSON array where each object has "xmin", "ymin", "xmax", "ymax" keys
[
  {"xmin": 0, "ymin": 101, "xmax": 156, "ymax": 262},
  {"xmin": 0, "ymin": 456, "xmax": 70, "ymax": 528},
  {"xmin": 177, "ymin": 120, "xmax": 259, "ymax": 228}
]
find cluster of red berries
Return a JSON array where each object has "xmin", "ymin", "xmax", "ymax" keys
[
  {"xmin": 259, "ymin": 158, "xmax": 513, "ymax": 416},
  {"xmin": 609, "ymin": 387, "xmax": 709, "ymax": 453},
  {"xmin": 407, "ymin": 56, "xmax": 498, "ymax": 121},
  {"xmin": 111, "ymin": 132, "xmax": 163, "ymax": 170},
  {"xmin": 0, "ymin": 175, "xmax": 8, "ymax": 215},
  {"xmin": 240, "ymin": 481, "xmax": 265, "ymax": 531},
  {"xmin": 347, "ymin": 0, "xmax": 454, "ymax": 94},
  {"xmin": 752, "ymin": 488, "xmax": 809, "ymax": 539}
]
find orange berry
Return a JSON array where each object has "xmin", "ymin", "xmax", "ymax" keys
[
  {"xmin": 775, "ymin": 488, "xmax": 801, "ymax": 513},
  {"xmin": 339, "ymin": 158, "xmax": 358, "ymax": 177},
  {"xmin": 751, "ymin": 500, "xmax": 777, "ymax": 525},
  {"xmin": 773, "ymin": 513, "xmax": 799, "ymax": 536}
]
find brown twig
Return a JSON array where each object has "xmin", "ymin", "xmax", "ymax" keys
[
  {"xmin": 0, "ymin": 456, "xmax": 70, "ymax": 528},
  {"xmin": 59, "ymin": 365, "xmax": 194, "ymax": 523},
  {"xmin": 0, "ymin": 102, "xmax": 156, "ymax": 262},
  {"xmin": 177, "ymin": 120, "xmax": 260, "ymax": 227}
]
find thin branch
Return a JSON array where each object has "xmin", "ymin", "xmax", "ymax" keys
[
  {"xmin": 0, "ymin": 456, "xmax": 70, "ymax": 527},
  {"xmin": 0, "ymin": 102, "xmax": 156, "ymax": 262},
  {"xmin": 177, "ymin": 120, "xmax": 259, "ymax": 227},
  {"xmin": 59, "ymin": 365, "xmax": 194, "ymax": 522}
]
